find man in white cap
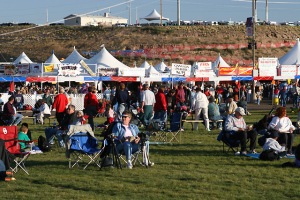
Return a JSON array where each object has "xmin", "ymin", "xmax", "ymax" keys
[{"xmin": 224, "ymin": 107, "xmax": 257, "ymax": 155}]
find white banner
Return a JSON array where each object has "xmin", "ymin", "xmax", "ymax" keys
[
  {"xmin": 16, "ymin": 64, "xmax": 30, "ymax": 75},
  {"xmin": 171, "ymin": 63, "xmax": 191, "ymax": 76},
  {"xmin": 195, "ymin": 70, "xmax": 216, "ymax": 77},
  {"xmin": 259, "ymin": 67, "xmax": 277, "ymax": 77},
  {"xmin": 281, "ymin": 65, "xmax": 299, "ymax": 77},
  {"xmin": 258, "ymin": 57, "xmax": 278, "ymax": 68},
  {"xmin": 194, "ymin": 62, "xmax": 212, "ymax": 70},
  {"xmin": 30, "ymin": 63, "xmax": 42, "ymax": 75},
  {"xmin": 118, "ymin": 68, "xmax": 145, "ymax": 77},
  {"xmin": 58, "ymin": 64, "xmax": 82, "ymax": 77}
]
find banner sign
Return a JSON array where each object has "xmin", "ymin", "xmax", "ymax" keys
[
  {"xmin": 4, "ymin": 65, "xmax": 15, "ymax": 75},
  {"xmin": 30, "ymin": 63, "xmax": 42, "ymax": 74},
  {"xmin": 280, "ymin": 65, "xmax": 299, "ymax": 77},
  {"xmin": 98, "ymin": 68, "xmax": 118, "ymax": 76},
  {"xmin": 44, "ymin": 64, "xmax": 54, "ymax": 72},
  {"xmin": 171, "ymin": 63, "xmax": 191, "ymax": 76},
  {"xmin": 118, "ymin": 68, "xmax": 145, "ymax": 77},
  {"xmin": 194, "ymin": 62, "xmax": 212, "ymax": 70},
  {"xmin": 58, "ymin": 64, "xmax": 82, "ymax": 76},
  {"xmin": 219, "ymin": 67, "xmax": 253, "ymax": 76},
  {"xmin": 258, "ymin": 57, "xmax": 278, "ymax": 76},
  {"xmin": 246, "ymin": 17, "xmax": 253, "ymax": 36},
  {"xmin": 16, "ymin": 64, "xmax": 30, "ymax": 75},
  {"xmin": 195, "ymin": 70, "xmax": 216, "ymax": 77},
  {"xmin": 79, "ymin": 60, "xmax": 96, "ymax": 76}
]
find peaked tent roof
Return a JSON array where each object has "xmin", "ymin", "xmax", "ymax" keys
[
  {"xmin": 85, "ymin": 46, "xmax": 129, "ymax": 69},
  {"xmin": 141, "ymin": 9, "xmax": 169, "ymax": 21},
  {"xmin": 13, "ymin": 52, "xmax": 33, "ymax": 64},
  {"xmin": 279, "ymin": 38, "xmax": 300, "ymax": 65},
  {"xmin": 140, "ymin": 61, "xmax": 151, "ymax": 70},
  {"xmin": 154, "ymin": 61, "xmax": 169, "ymax": 72},
  {"xmin": 45, "ymin": 52, "xmax": 61, "ymax": 64},
  {"xmin": 146, "ymin": 65, "xmax": 162, "ymax": 77},
  {"xmin": 62, "ymin": 47, "xmax": 86, "ymax": 64},
  {"xmin": 212, "ymin": 54, "xmax": 231, "ymax": 70}
]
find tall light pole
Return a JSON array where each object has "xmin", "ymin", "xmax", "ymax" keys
[
  {"xmin": 177, "ymin": 0, "xmax": 180, "ymax": 26},
  {"xmin": 265, "ymin": 0, "xmax": 268, "ymax": 22},
  {"xmin": 252, "ymin": 0, "xmax": 257, "ymax": 102}
]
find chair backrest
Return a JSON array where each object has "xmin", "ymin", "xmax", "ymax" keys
[
  {"xmin": 0, "ymin": 126, "xmax": 20, "ymax": 154},
  {"xmin": 69, "ymin": 133, "xmax": 98, "ymax": 153},
  {"xmin": 170, "ymin": 112, "xmax": 182, "ymax": 132}
]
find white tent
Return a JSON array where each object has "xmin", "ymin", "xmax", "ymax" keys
[
  {"xmin": 212, "ymin": 53, "xmax": 231, "ymax": 71},
  {"xmin": 14, "ymin": 52, "xmax": 33, "ymax": 64},
  {"xmin": 45, "ymin": 52, "xmax": 61, "ymax": 64},
  {"xmin": 141, "ymin": 9, "xmax": 169, "ymax": 21},
  {"xmin": 86, "ymin": 46, "xmax": 129, "ymax": 69},
  {"xmin": 146, "ymin": 65, "xmax": 162, "ymax": 77},
  {"xmin": 140, "ymin": 61, "xmax": 151, "ymax": 70},
  {"xmin": 154, "ymin": 61, "xmax": 169, "ymax": 72},
  {"xmin": 279, "ymin": 38, "xmax": 300, "ymax": 65},
  {"xmin": 62, "ymin": 47, "xmax": 86, "ymax": 64}
]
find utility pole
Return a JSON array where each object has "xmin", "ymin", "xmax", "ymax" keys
[
  {"xmin": 252, "ymin": 0, "xmax": 257, "ymax": 103},
  {"xmin": 177, "ymin": 0, "xmax": 180, "ymax": 26},
  {"xmin": 128, "ymin": 1, "xmax": 131, "ymax": 25},
  {"xmin": 265, "ymin": 0, "xmax": 268, "ymax": 22},
  {"xmin": 160, "ymin": 0, "xmax": 162, "ymax": 26}
]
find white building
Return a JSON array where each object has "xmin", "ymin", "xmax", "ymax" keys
[{"xmin": 64, "ymin": 13, "xmax": 128, "ymax": 27}]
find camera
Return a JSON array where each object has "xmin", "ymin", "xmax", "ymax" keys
[{"xmin": 138, "ymin": 132, "xmax": 150, "ymax": 142}]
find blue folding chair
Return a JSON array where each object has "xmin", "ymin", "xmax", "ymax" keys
[{"xmin": 68, "ymin": 132, "xmax": 104, "ymax": 169}]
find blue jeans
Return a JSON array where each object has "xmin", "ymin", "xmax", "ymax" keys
[
  {"xmin": 45, "ymin": 128, "xmax": 65, "ymax": 147},
  {"xmin": 153, "ymin": 110, "xmax": 167, "ymax": 122},
  {"xmin": 116, "ymin": 140, "xmax": 150, "ymax": 161},
  {"xmin": 12, "ymin": 113, "xmax": 23, "ymax": 125}
]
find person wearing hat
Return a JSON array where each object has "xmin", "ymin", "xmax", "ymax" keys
[
  {"xmin": 224, "ymin": 107, "xmax": 257, "ymax": 155},
  {"xmin": 226, "ymin": 95, "xmax": 237, "ymax": 115},
  {"xmin": 141, "ymin": 84, "xmax": 156, "ymax": 125}
]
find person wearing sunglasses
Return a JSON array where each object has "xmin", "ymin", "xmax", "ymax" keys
[{"xmin": 112, "ymin": 110, "xmax": 153, "ymax": 169}]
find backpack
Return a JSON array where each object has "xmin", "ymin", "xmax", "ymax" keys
[
  {"xmin": 38, "ymin": 135, "xmax": 51, "ymax": 152},
  {"xmin": 259, "ymin": 149, "xmax": 279, "ymax": 161}
]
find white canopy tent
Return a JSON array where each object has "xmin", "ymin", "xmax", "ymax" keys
[
  {"xmin": 154, "ymin": 61, "xmax": 169, "ymax": 73},
  {"xmin": 13, "ymin": 52, "xmax": 33, "ymax": 64},
  {"xmin": 141, "ymin": 9, "xmax": 169, "ymax": 21},
  {"xmin": 86, "ymin": 46, "xmax": 129, "ymax": 69},
  {"xmin": 212, "ymin": 53, "xmax": 231, "ymax": 70},
  {"xmin": 146, "ymin": 65, "xmax": 162, "ymax": 77},
  {"xmin": 45, "ymin": 51, "xmax": 61, "ymax": 71},
  {"xmin": 139, "ymin": 61, "xmax": 151, "ymax": 70},
  {"xmin": 62, "ymin": 47, "xmax": 87, "ymax": 64},
  {"xmin": 279, "ymin": 38, "xmax": 300, "ymax": 65}
]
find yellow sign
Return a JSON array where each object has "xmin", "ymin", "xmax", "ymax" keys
[{"xmin": 44, "ymin": 64, "xmax": 54, "ymax": 72}]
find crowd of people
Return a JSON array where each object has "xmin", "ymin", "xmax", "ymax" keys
[{"xmin": 1, "ymin": 80, "xmax": 300, "ymax": 169}]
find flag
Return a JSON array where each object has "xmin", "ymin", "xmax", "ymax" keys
[
  {"xmin": 235, "ymin": 63, "xmax": 239, "ymax": 75},
  {"xmin": 9, "ymin": 81, "xmax": 15, "ymax": 92},
  {"xmin": 235, "ymin": 80, "xmax": 240, "ymax": 89},
  {"xmin": 44, "ymin": 64, "xmax": 54, "ymax": 72}
]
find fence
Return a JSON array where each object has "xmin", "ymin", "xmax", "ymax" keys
[{"xmin": 0, "ymin": 93, "xmax": 103, "ymax": 111}]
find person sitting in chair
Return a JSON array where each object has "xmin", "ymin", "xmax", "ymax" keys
[
  {"xmin": 112, "ymin": 111, "xmax": 153, "ymax": 169},
  {"xmin": 32, "ymin": 99, "xmax": 51, "ymax": 124},
  {"xmin": 2, "ymin": 96, "xmax": 23, "ymax": 126},
  {"xmin": 224, "ymin": 107, "xmax": 257, "ymax": 156},
  {"xmin": 45, "ymin": 104, "xmax": 77, "ymax": 147},
  {"xmin": 267, "ymin": 106, "xmax": 295, "ymax": 155}
]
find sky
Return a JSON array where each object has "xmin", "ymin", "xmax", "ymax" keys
[{"xmin": 0, "ymin": 0, "xmax": 300, "ymax": 25}]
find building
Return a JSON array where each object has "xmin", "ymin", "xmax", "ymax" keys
[{"xmin": 64, "ymin": 13, "xmax": 128, "ymax": 27}]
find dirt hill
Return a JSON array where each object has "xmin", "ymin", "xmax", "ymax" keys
[{"xmin": 0, "ymin": 25, "xmax": 299, "ymax": 66}]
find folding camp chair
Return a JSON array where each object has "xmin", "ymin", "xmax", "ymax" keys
[
  {"xmin": 0, "ymin": 126, "xmax": 31, "ymax": 175},
  {"xmin": 67, "ymin": 132, "xmax": 104, "ymax": 169},
  {"xmin": 217, "ymin": 130, "xmax": 240, "ymax": 153},
  {"xmin": 166, "ymin": 112, "xmax": 183, "ymax": 143}
]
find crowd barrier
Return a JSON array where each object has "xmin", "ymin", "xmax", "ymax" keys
[{"xmin": 0, "ymin": 93, "xmax": 103, "ymax": 111}]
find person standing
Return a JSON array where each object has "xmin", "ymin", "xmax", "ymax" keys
[
  {"xmin": 112, "ymin": 83, "xmax": 130, "ymax": 121},
  {"xmin": 52, "ymin": 87, "xmax": 69, "ymax": 126},
  {"xmin": 193, "ymin": 87, "xmax": 210, "ymax": 131},
  {"xmin": 42, "ymin": 88, "xmax": 53, "ymax": 109},
  {"xmin": 141, "ymin": 84, "xmax": 156, "ymax": 125},
  {"xmin": 153, "ymin": 86, "xmax": 167, "ymax": 123},
  {"xmin": 84, "ymin": 86, "xmax": 99, "ymax": 130}
]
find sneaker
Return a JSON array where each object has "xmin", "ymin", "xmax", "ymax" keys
[
  {"xmin": 249, "ymin": 150, "xmax": 258, "ymax": 154},
  {"xmin": 234, "ymin": 151, "xmax": 240, "ymax": 156},
  {"xmin": 180, "ymin": 128, "xmax": 184, "ymax": 131},
  {"xmin": 148, "ymin": 162, "xmax": 154, "ymax": 167},
  {"xmin": 218, "ymin": 127, "xmax": 223, "ymax": 130},
  {"xmin": 127, "ymin": 160, "xmax": 133, "ymax": 169},
  {"xmin": 241, "ymin": 151, "xmax": 247, "ymax": 156},
  {"xmin": 206, "ymin": 128, "xmax": 211, "ymax": 132}
]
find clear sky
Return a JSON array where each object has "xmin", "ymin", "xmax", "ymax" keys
[{"xmin": 0, "ymin": 0, "xmax": 300, "ymax": 25}]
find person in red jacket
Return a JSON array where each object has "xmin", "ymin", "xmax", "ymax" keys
[
  {"xmin": 153, "ymin": 86, "xmax": 167, "ymax": 122},
  {"xmin": 52, "ymin": 87, "xmax": 69, "ymax": 126},
  {"xmin": 84, "ymin": 86, "xmax": 99, "ymax": 130}
]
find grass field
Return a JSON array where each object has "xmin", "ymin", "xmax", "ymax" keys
[{"xmin": 2, "ymin": 109, "xmax": 300, "ymax": 200}]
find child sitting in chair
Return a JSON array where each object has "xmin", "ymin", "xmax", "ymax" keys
[
  {"xmin": 75, "ymin": 111, "xmax": 88, "ymax": 125},
  {"xmin": 18, "ymin": 124, "xmax": 32, "ymax": 151}
]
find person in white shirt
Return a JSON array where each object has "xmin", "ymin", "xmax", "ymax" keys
[
  {"xmin": 33, "ymin": 99, "xmax": 51, "ymax": 124},
  {"xmin": 268, "ymin": 106, "xmax": 295, "ymax": 155},
  {"xmin": 141, "ymin": 84, "xmax": 156, "ymax": 125},
  {"xmin": 263, "ymin": 131, "xmax": 286, "ymax": 155},
  {"xmin": 193, "ymin": 87, "xmax": 210, "ymax": 131}
]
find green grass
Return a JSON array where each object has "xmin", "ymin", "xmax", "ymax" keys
[{"xmin": 2, "ymin": 110, "xmax": 300, "ymax": 200}]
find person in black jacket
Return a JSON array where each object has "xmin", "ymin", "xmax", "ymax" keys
[{"xmin": 112, "ymin": 83, "xmax": 130, "ymax": 121}]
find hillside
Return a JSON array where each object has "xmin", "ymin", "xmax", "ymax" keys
[{"xmin": 0, "ymin": 25, "xmax": 300, "ymax": 66}]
